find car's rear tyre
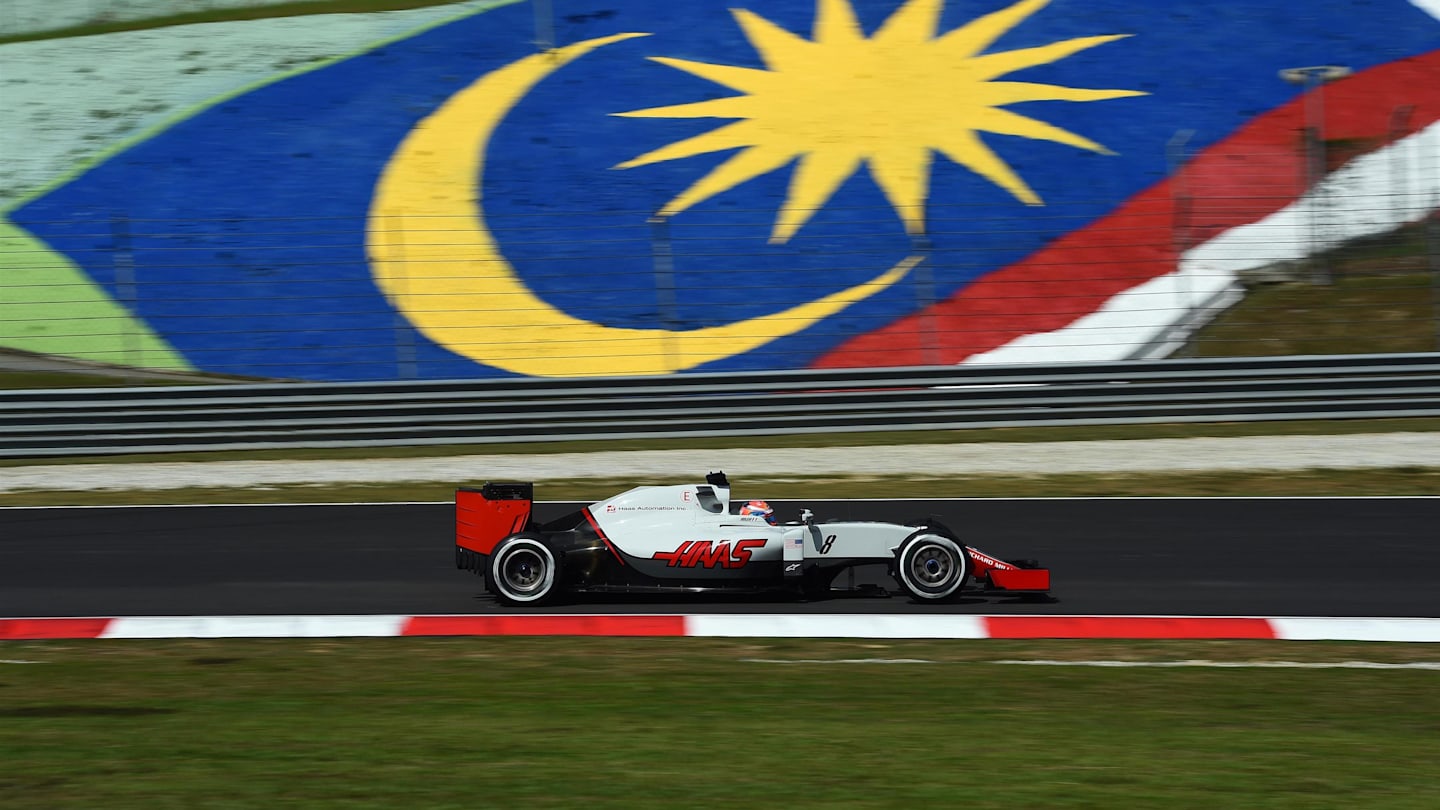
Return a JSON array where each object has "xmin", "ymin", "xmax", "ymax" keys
[
  {"xmin": 488, "ymin": 534, "xmax": 563, "ymax": 606},
  {"xmin": 893, "ymin": 532, "xmax": 970, "ymax": 602}
]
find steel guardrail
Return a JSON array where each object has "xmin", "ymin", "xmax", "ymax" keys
[{"xmin": 3, "ymin": 353, "xmax": 1439, "ymax": 457}]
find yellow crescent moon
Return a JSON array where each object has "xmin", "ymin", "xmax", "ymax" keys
[{"xmin": 367, "ymin": 32, "xmax": 918, "ymax": 378}]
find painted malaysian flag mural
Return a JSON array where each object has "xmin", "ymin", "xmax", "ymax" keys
[{"xmin": 10, "ymin": 0, "xmax": 1440, "ymax": 379}]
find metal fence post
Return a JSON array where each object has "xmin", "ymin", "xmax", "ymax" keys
[
  {"xmin": 1430, "ymin": 131, "xmax": 1440, "ymax": 351},
  {"xmin": 1167, "ymin": 129, "xmax": 1196, "ymax": 356},
  {"xmin": 650, "ymin": 216, "xmax": 679, "ymax": 372},
  {"xmin": 1389, "ymin": 105, "xmax": 1415, "ymax": 224},
  {"xmin": 110, "ymin": 213, "xmax": 140, "ymax": 376},
  {"xmin": 1280, "ymin": 65, "xmax": 1351, "ymax": 285},
  {"xmin": 911, "ymin": 234, "xmax": 938, "ymax": 366},
  {"xmin": 388, "ymin": 213, "xmax": 418, "ymax": 379}
]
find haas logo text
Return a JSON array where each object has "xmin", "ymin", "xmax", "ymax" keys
[{"xmin": 652, "ymin": 540, "xmax": 767, "ymax": 569}]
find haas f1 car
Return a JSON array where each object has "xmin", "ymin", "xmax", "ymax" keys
[{"xmin": 455, "ymin": 473, "xmax": 1051, "ymax": 606}]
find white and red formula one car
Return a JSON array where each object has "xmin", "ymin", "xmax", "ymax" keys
[{"xmin": 455, "ymin": 472, "xmax": 1050, "ymax": 606}]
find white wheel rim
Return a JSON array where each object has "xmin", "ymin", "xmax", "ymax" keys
[
  {"xmin": 901, "ymin": 536, "xmax": 966, "ymax": 599},
  {"xmin": 495, "ymin": 539, "xmax": 555, "ymax": 602}
]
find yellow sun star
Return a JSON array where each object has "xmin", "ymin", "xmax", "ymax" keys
[{"xmin": 613, "ymin": 0, "xmax": 1147, "ymax": 243}]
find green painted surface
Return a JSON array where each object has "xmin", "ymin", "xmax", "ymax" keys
[{"xmin": 0, "ymin": 217, "xmax": 190, "ymax": 368}]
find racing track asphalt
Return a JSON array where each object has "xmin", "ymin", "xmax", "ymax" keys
[{"xmin": 2, "ymin": 498, "xmax": 1437, "ymax": 619}]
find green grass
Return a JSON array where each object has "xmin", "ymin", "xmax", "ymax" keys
[
  {"xmin": 1191, "ymin": 273, "xmax": 1440, "ymax": 357},
  {"xmin": 0, "ymin": 369, "xmax": 239, "ymax": 388},
  {"xmin": 1, "ymin": 638, "xmax": 1438, "ymax": 809},
  {"xmin": 0, "ymin": 370, "xmax": 138, "ymax": 388},
  {"xmin": 1188, "ymin": 219, "xmax": 1440, "ymax": 357}
]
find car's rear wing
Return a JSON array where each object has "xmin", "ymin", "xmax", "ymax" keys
[{"xmin": 456, "ymin": 482, "xmax": 534, "ymax": 558}]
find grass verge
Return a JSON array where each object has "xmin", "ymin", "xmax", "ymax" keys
[
  {"xmin": 1, "ymin": 637, "xmax": 1437, "ymax": 809},
  {"xmin": 0, "ymin": 369, "xmax": 237, "ymax": 389},
  {"xmin": 1192, "ymin": 273, "xmax": 1440, "ymax": 357},
  {"xmin": 1187, "ymin": 218, "xmax": 1440, "ymax": 357}
]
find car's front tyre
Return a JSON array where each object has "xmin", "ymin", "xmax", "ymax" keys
[
  {"xmin": 488, "ymin": 534, "xmax": 563, "ymax": 606},
  {"xmin": 893, "ymin": 532, "xmax": 971, "ymax": 602}
]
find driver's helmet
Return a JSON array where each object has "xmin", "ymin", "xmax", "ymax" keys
[{"xmin": 739, "ymin": 500, "xmax": 776, "ymax": 525}]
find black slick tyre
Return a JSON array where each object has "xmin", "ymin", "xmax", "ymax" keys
[
  {"xmin": 488, "ymin": 534, "xmax": 563, "ymax": 606},
  {"xmin": 893, "ymin": 532, "xmax": 971, "ymax": 602}
]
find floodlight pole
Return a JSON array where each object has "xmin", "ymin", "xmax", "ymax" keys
[{"xmin": 1280, "ymin": 65, "xmax": 1351, "ymax": 285}]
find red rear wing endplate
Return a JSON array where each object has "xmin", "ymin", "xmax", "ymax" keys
[{"xmin": 456, "ymin": 482, "xmax": 534, "ymax": 556}]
